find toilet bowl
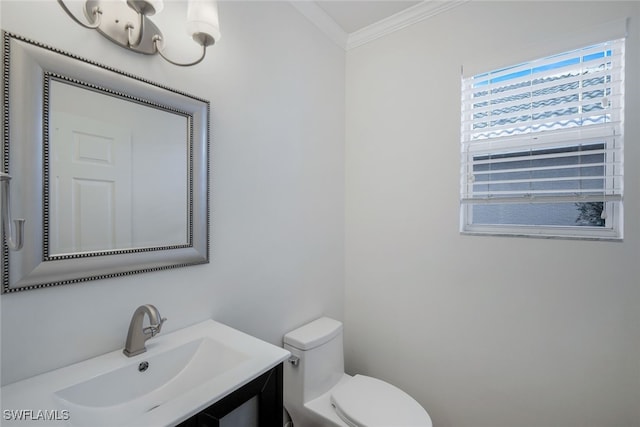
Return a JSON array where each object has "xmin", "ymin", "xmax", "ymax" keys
[{"xmin": 283, "ymin": 317, "xmax": 432, "ymax": 427}]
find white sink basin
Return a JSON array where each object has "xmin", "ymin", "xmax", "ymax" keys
[
  {"xmin": 1, "ymin": 320, "xmax": 290, "ymax": 427},
  {"xmin": 54, "ymin": 337, "xmax": 249, "ymax": 427}
]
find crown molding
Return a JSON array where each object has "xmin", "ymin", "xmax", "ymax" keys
[
  {"xmin": 289, "ymin": 1, "xmax": 348, "ymax": 50},
  {"xmin": 290, "ymin": 1, "xmax": 470, "ymax": 52},
  {"xmin": 346, "ymin": 0, "xmax": 471, "ymax": 50}
]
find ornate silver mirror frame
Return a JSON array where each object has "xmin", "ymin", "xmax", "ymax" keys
[{"xmin": 1, "ymin": 31, "xmax": 210, "ymax": 293}]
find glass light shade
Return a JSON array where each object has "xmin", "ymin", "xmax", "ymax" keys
[
  {"xmin": 186, "ymin": 0, "xmax": 221, "ymax": 45},
  {"xmin": 148, "ymin": 0, "xmax": 164, "ymax": 14}
]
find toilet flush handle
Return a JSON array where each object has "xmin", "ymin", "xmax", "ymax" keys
[{"xmin": 288, "ymin": 355, "xmax": 299, "ymax": 366}]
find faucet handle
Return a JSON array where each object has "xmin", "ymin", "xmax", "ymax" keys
[
  {"xmin": 143, "ymin": 317, "xmax": 167, "ymax": 337},
  {"xmin": 158, "ymin": 317, "xmax": 167, "ymax": 331}
]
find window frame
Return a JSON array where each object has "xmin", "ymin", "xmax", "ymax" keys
[{"xmin": 459, "ymin": 38, "xmax": 625, "ymax": 240}]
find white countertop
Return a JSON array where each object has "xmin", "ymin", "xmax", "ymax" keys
[{"xmin": 1, "ymin": 320, "xmax": 290, "ymax": 427}]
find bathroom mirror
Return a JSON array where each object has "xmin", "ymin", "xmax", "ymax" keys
[{"xmin": 1, "ymin": 32, "xmax": 209, "ymax": 293}]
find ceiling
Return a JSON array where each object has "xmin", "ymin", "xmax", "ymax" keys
[{"xmin": 314, "ymin": 1, "xmax": 422, "ymax": 34}]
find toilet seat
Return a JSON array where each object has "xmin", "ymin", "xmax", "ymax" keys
[{"xmin": 329, "ymin": 375, "xmax": 432, "ymax": 427}]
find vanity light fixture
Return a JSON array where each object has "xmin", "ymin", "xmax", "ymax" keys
[{"xmin": 56, "ymin": 0, "xmax": 221, "ymax": 67}]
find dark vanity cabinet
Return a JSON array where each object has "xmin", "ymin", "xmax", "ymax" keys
[{"xmin": 176, "ymin": 364, "xmax": 283, "ymax": 427}]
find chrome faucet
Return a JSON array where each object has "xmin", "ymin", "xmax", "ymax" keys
[{"xmin": 123, "ymin": 304, "xmax": 167, "ymax": 357}]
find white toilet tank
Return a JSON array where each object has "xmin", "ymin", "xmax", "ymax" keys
[{"xmin": 284, "ymin": 317, "xmax": 345, "ymax": 405}]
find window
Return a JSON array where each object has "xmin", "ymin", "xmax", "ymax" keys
[{"xmin": 460, "ymin": 38, "xmax": 625, "ymax": 239}]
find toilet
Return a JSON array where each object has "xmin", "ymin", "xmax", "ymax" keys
[{"xmin": 283, "ymin": 317, "xmax": 433, "ymax": 427}]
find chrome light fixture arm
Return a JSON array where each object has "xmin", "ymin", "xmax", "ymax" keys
[
  {"xmin": 126, "ymin": 14, "xmax": 145, "ymax": 49},
  {"xmin": 152, "ymin": 35, "xmax": 210, "ymax": 67},
  {"xmin": 57, "ymin": 0, "xmax": 102, "ymax": 30},
  {"xmin": 0, "ymin": 173, "xmax": 25, "ymax": 251}
]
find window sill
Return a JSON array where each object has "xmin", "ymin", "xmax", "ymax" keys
[{"xmin": 461, "ymin": 225, "xmax": 623, "ymax": 242}]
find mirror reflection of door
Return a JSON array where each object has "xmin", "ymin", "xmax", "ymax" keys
[
  {"xmin": 50, "ymin": 114, "xmax": 133, "ymax": 255},
  {"xmin": 47, "ymin": 78, "xmax": 190, "ymax": 257}
]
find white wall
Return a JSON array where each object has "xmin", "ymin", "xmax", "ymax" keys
[
  {"xmin": 1, "ymin": 0, "xmax": 345, "ymax": 386},
  {"xmin": 4, "ymin": 1, "xmax": 640, "ymax": 426},
  {"xmin": 345, "ymin": 2, "xmax": 640, "ymax": 427}
]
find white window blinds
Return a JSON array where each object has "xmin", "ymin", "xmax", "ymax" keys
[{"xmin": 460, "ymin": 38, "xmax": 625, "ymax": 206}]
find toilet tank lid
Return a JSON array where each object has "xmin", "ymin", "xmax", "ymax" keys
[{"xmin": 284, "ymin": 317, "xmax": 342, "ymax": 350}]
